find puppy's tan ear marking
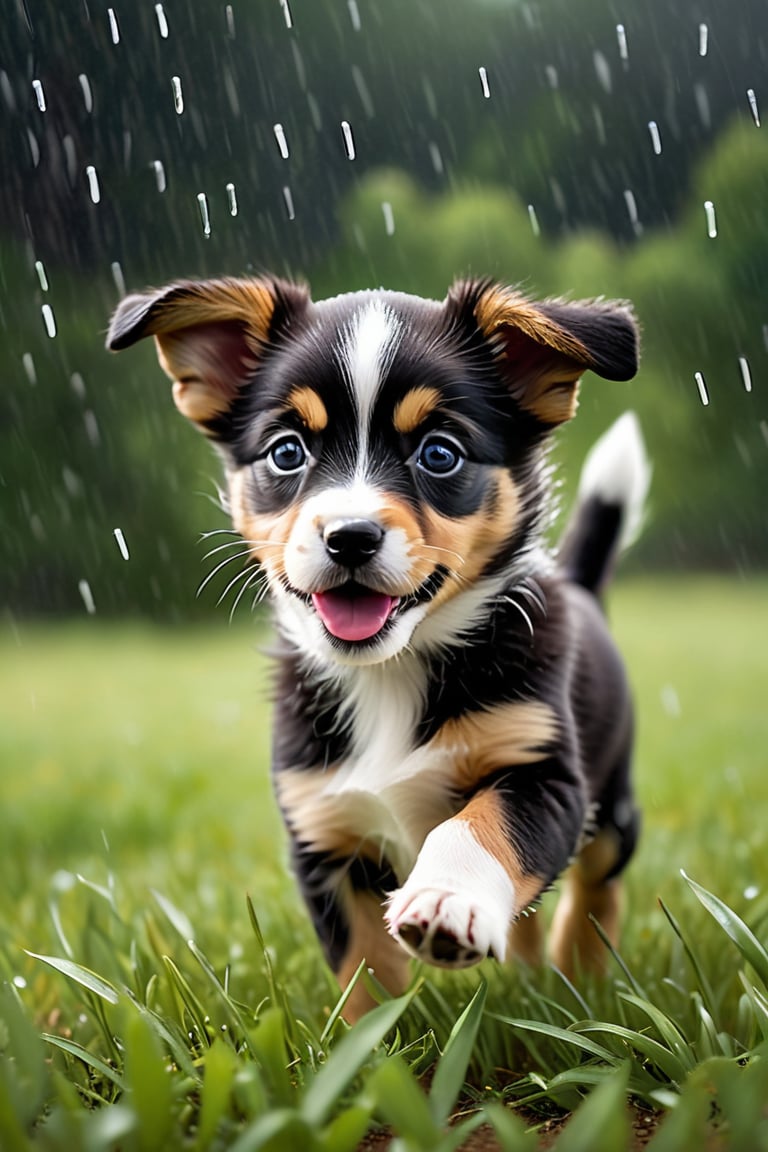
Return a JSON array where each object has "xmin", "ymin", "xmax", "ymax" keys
[
  {"xmin": 455, "ymin": 280, "xmax": 639, "ymax": 427},
  {"xmin": 106, "ymin": 277, "xmax": 310, "ymax": 435}
]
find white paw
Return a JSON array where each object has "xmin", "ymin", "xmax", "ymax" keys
[{"xmin": 385, "ymin": 885, "xmax": 506, "ymax": 968}]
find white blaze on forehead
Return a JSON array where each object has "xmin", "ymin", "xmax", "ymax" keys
[{"xmin": 337, "ymin": 300, "xmax": 401, "ymax": 457}]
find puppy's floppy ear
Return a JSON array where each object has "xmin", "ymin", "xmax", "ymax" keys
[
  {"xmin": 106, "ymin": 276, "xmax": 310, "ymax": 436},
  {"xmin": 452, "ymin": 279, "xmax": 639, "ymax": 427}
]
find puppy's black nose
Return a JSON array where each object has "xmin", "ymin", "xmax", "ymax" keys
[{"xmin": 323, "ymin": 518, "xmax": 384, "ymax": 568}]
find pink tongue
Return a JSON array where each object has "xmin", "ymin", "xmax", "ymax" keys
[{"xmin": 312, "ymin": 589, "xmax": 396, "ymax": 641}]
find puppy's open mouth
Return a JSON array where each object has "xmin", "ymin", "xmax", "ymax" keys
[{"xmin": 311, "ymin": 582, "xmax": 399, "ymax": 642}]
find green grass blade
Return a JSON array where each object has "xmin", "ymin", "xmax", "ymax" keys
[
  {"xmin": 124, "ymin": 1008, "xmax": 174, "ymax": 1152},
  {"xmin": 151, "ymin": 888, "xmax": 195, "ymax": 941},
  {"xmin": 195, "ymin": 1037, "xmax": 238, "ymax": 1151},
  {"xmin": 577, "ymin": 1020, "xmax": 688, "ymax": 1083},
  {"xmin": 366, "ymin": 1053, "xmax": 442, "ymax": 1146},
  {"xmin": 229, "ymin": 1108, "xmax": 317, "ymax": 1152},
  {"xmin": 42, "ymin": 1034, "xmax": 127, "ymax": 1092},
  {"xmin": 301, "ymin": 989, "xmax": 416, "ymax": 1128},
  {"xmin": 429, "ymin": 979, "xmax": 487, "ymax": 1125},
  {"xmin": 488, "ymin": 1015, "xmax": 618, "ymax": 1064},
  {"xmin": 25, "ymin": 950, "xmax": 120, "ymax": 1004},
  {"xmin": 320, "ymin": 1104, "xmax": 372, "ymax": 1152},
  {"xmin": 683, "ymin": 872, "xmax": 768, "ymax": 986},
  {"xmin": 162, "ymin": 955, "xmax": 211, "ymax": 1047},
  {"xmin": 657, "ymin": 897, "xmax": 717, "ymax": 1016},
  {"xmin": 617, "ymin": 992, "xmax": 696, "ymax": 1071},
  {"xmin": 549, "ymin": 1063, "xmax": 630, "ymax": 1152},
  {"xmin": 481, "ymin": 1102, "xmax": 539, "ymax": 1152}
]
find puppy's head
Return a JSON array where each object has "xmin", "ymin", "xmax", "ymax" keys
[{"xmin": 108, "ymin": 276, "xmax": 637, "ymax": 666}]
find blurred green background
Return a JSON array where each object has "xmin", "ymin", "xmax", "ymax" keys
[{"xmin": 2, "ymin": 0, "xmax": 766, "ymax": 620}]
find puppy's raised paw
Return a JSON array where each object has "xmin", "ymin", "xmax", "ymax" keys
[{"xmin": 385, "ymin": 886, "xmax": 506, "ymax": 968}]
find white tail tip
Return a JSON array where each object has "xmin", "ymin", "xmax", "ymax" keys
[{"xmin": 578, "ymin": 411, "xmax": 651, "ymax": 548}]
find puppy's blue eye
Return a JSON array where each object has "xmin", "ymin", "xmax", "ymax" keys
[
  {"xmin": 267, "ymin": 435, "xmax": 308, "ymax": 474},
  {"xmin": 416, "ymin": 434, "xmax": 464, "ymax": 477}
]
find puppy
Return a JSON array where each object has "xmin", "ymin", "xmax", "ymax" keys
[{"xmin": 108, "ymin": 275, "xmax": 649, "ymax": 1021}]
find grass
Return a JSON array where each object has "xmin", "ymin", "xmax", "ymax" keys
[{"xmin": 1, "ymin": 576, "xmax": 767, "ymax": 1150}]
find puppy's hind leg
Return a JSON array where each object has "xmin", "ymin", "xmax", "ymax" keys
[{"xmin": 548, "ymin": 802, "xmax": 639, "ymax": 977}]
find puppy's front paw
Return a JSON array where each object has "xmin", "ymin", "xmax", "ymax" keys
[{"xmin": 385, "ymin": 886, "xmax": 504, "ymax": 968}]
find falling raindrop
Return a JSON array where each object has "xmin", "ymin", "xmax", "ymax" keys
[
  {"xmin": 661, "ymin": 684, "xmax": 681, "ymax": 716},
  {"xmin": 282, "ymin": 185, "xmax": 295, "ymax": 220},
  {"xmin": 703, "ymin": 199, "xmax": 717, "ymax": 238},
  {"xmin": 428, "ymin": 141, "xmax": 444, "ymax": 175},
  {"xmin": 694, "ymin": 83, "xmax": 711, "ymax": 128},
  {"xmin": 78, "ymin": 580, "xmax": 96, "ymax": 615},
  {"xmin": 151, "ymin": 159, "xmax": 166, "ymax": 192},
  {"xmin": 84, "ymin": 410, "xmax": 101, "ymax": 444},
  {"xmin": 85, "ymin": 165, "xmax": 101, "ymax": 204},
  {"xmin": 107, "ymin": 7, "xmax": 120, "ymax": 45},
  {"xmin": 698, "ymin": 22, "xmax": 708, "ymax": 56},
  {"xmin": 273, "ymin": 122, "xmax": 289, "ymax": 158},
  {"xmin": 197, "ymin": 192, "xmax": 211, "ymax": 237},
  {"xmin": 615, "ymin": 23, "xmax": 628, "ymax": 61},
  {"xmin": 224, "ymin": 5, "xmax": 235, "ymax": 37},
  {"xmin": 592, "ymin": 50, "xmax": 612, "ymax": 93},
  {"xmin": 544, "ymin": 65, "xmax": 558, "ymax": 89},
  {"xmin": 647, "ymin": 120, "xmax": 662, "ymax": 155},
  {"xmin": 694, "ymin": 371, "xmax": 710, "ymax": 406},
  {"xmin": 113, "ymin": 528, "xmax": 130, "ymax": 560},
  {"xmin": 623, "ymin": 188, "xmax": 641, "ymax": 235},
  {"xmin": 738, "ymin": 356, "xmax": 752, "ymax": 393},
  {"xmin": 35, "ymin": 260, "xmax": 49, "ymax": 291},
  {"xmin": 347, "ymin": 0, "xmax": 361, "ymax": 31},
  {"xmin": 32, "ymin": 79, "xmax": 46, "ymax": 111},
  {"xmin": 746, "ymin": 88, "xmax": 760, "ymax": 127},
  {"xmin": 41, "ymin": 304, "xmax": 56, "ymax": 338},
  {"xmin": 22, "ymin": 353, "xmax": 37, "ymax": 385},
  {"xmin": 226, "ymin": 182, "xmax": 238, "ymax": 216},
  {"xmin": 381, "ymin": 201, "xmax": 395, "ymax": 236},
  {"xmin": 280, "ymin": 0, "xmax": 293, "ymax": 29},
  {"xmin": 154, "ymin": 3, "xmax": 169, "ymax": 38},
  {"xmin": 527, "ymin": 204, "xmax": 541, "ymax": 237},
  {"xmin": 171, "ymin": 75, "xmax": 184, "ymax": 114},
  {"xmin": 341, "ymin": 120, "xmax": 356, "ymax": 159},
  {"xmin": 71, "ymin": 372, "xmax": 86, "ymax": 398},
  {"xmin": 78, "ymin": 73, "xmax": 93, "ymax": 113},
  {"xmin": 27, "ymin": 129, "xmax": 40, "ymax": 167},
  {"xmin": 111, "ymin": 261, "xmax": 126, "ymax": 296},
  {"xmin": 352, "ymin": 66, "xmax": 374, "ymax": 117},
  {"xmin": 1, "ymin": 70, "xmax": 15, "ymax": 111},
  {"xmin": 478, "ymin": 66, "xmax": 491, "ymax": 99}
]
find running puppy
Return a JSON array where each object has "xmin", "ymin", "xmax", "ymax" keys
[{"xmin": 108, "ymin": 276, "xmax": 649, "ymax": 1020}]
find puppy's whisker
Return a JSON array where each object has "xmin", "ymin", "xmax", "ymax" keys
[
  {"xmin": 197, "ymin": 551, "xmax": 257, "ymax": 598},
  {"xmin": 202, "ymin": 541, "xmax": 257, "ymax": 562},
  {"xmin": 419, "ymin": 542, "xmax": 466, "ymax": 566},
  {"xmin": 217, "ymin": 562, "xmax": 261, "ymax": 608},
  {"xmin": 501, "ymin": 594, "xmax": 535, "ymax": 639},
  {"xmin": 229, "ymin": 568, "xmax": 267, "ymax": 622}
]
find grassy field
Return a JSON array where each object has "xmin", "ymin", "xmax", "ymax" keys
[{"xmin": 1, "ymin": 577, "xmax": 767, "ymax": 1150}]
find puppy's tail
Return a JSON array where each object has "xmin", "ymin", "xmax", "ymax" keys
[{"xmin": 557, "ymin": 411, "xmax": 650, "ymax": 596}]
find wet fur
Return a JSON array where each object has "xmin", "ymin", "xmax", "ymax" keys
[{"xmin": 108, "ymin": 275, "xmax": 646, "ymax": 1020}]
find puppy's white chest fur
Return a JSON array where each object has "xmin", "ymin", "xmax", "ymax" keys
[{"xmin": 277, "ymin": 656, "xmax": 458, "ymax": 881}]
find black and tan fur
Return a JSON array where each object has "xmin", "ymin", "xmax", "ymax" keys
[{"xmin": 108, "ymin": 275, "xmax": 647, "ymax": 1021}]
